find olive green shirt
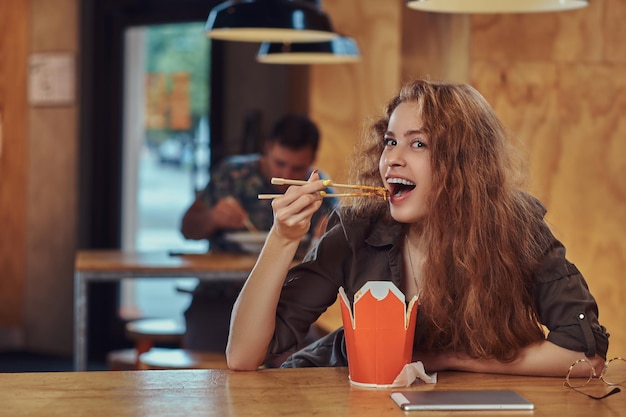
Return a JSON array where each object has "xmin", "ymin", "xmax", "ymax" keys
[{"xmin": 268, "ymin": 202, "xmax": 609, "ymax": 367}]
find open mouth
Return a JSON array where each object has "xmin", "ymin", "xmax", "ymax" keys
[{"xmin": 387, "ymin": 177, "xmax": 416, "ymax": 198}]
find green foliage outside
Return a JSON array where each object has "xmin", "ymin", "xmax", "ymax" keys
[{"xmin": 146, "ymin": 22, "xmax": 210, "ymax": 146}]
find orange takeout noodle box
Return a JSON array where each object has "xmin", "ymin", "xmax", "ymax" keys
[{"xmin": 339, "ymin": 281, "xmax": 418, "ymax": 387}]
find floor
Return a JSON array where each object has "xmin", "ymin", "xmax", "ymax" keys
[{"xmin": 0, "ymin": 351, "xmax": 107, "ymax": 373}]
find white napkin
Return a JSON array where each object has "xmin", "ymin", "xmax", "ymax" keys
[{"xmin": 390, "ymin": 361, "xmax": 438, "ymax": 387}]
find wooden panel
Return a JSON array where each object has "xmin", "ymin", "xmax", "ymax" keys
[
  {"xmin": 31, "ymin": 0, "xmax": 78, "ymax": 50},
  {"xmin": 605, "ymin": 0, "xmax": 626, "ymax": 62},
  {"xmin": 25, "ymin": 108, "xmax": 77, "ymax": 351},
  {"xmin": 310, "ymin": 0, "xmax": 403, "ymax": 181},
  {"xmin": 470, "ymin": 61, "xmax": 561, "ymax": 200},
  {"xmin": 470, "ymin": 3, "xmax": 602, "ymax": 62},
  {"xmin": 0, "ymin": 0, "xmax": 28, "ymax": 330},
  {"xmin": 401, "ymin": 10, "xmax": 470, "ymax": 83},
  {"xmin": 25, "ymin": 0, "xmax": 79, "ymax": 353}
]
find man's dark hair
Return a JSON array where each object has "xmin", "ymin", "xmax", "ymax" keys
[{"xmin": 269, "ymin": 114, "xmax": 320, "ymax": 154}]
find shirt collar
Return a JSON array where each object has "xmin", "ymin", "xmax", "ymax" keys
[{"xmin": 365, "ymin": 219, "xmax": 404, "ymax": 248}]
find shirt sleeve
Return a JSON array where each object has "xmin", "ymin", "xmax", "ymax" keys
[
  {"xmin": 533, "ymin": 242, "xmax": 609, "ymax": 359},
  {"xmin": 197, "ymin": 160, "xmax": 235, "ymax": 207},
  {"xmin": 265, "ymin": 215, "xmax": 349, "ymax": 363}
]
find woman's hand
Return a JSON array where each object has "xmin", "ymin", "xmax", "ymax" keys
[{"xmin": 270, "ymin": 170, "xmax": 326, "ymax": 242}]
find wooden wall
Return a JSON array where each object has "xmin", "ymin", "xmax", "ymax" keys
[
  {"xmin": 0, "ymin": 0, "xmax": 29, "ymax": 348},
  {"xmin": 312, "ymin": 0, "xmax": 625, "ymax": 357},
  {"xmin": 25, "ymin": 0, "xmax": 78, "ymax": 353},
  {"xmin": 0, "ymin": 0, "xmax": 77, "ymax": 354}
]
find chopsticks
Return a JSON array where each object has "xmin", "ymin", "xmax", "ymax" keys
[
  {"xmin": 271, "ymin": 177, "xmax": 386, "ymax": 192},
  {"xmin": 258, "ymin": 192, "xmax": 380, "ymax": 200},
  {"xmin": 257, "ymin": 178, "xmax": 388, "ymax": 200}
]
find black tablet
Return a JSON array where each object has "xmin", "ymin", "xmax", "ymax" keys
[{"xmin": 390, "ymin": 390, "xmax": 535, "ymax": 411}]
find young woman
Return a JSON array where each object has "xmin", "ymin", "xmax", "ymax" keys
[{"xmin": 226, "ymin": 80, "xmax": 609, "ymax": 376}]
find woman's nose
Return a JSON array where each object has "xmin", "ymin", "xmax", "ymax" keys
[{"xmin": 384, "ymin": 148, "xmax": 405, "ymax": 167}]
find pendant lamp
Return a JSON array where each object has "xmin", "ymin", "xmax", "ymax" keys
[
  {"xmin": 256, "ymin": 35, "xmax": 360, "ymax": 64},
  {"xmin": 206, "ymin": 0, "xmax": 337, "ymax": 43},
  {"xmin": 406, "ymin": 0, "xmax": 588, "ymax": 13}
]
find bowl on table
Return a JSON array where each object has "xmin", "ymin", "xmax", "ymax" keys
[
  {"xmin": 224, "ymin": 231, "xmax": 310, "ymax": 254},
  {"xmin": 224, "ymin": 231, "xmax": 269, "ymax": 253}
]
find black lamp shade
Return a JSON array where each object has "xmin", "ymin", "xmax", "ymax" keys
[
  {"xmin": 257, "ymin": 36, "xmax": 360, "ymax": 64},
  {"xmin": 206, "ymin": 0, "xmax": 337, "ymax": 43}
]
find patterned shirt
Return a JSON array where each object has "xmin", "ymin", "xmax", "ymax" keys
[{"xmin": 197, "ymin": 154, "xmax": 337, "ymax": 252}]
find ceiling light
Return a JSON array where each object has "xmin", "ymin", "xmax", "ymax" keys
[
  {"xmin": 406, "ymin": 0, "xmax": 588, "ymax": 13},
  {"xmin": 256, "ymin": 35, "xmax": 360, "ymax": 64},
  {"xmin": 206, "ymin": 0, "xmax": 337, "ymax": 43}
]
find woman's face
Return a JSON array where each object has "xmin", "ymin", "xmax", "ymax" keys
[{"xmin": 378, "ymin": 101, "xmax": 433, "ymax": 224}]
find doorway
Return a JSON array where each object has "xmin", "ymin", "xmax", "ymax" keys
[{"xmin": 120, "ymin": 22, "xmax": 210, "ymax": 321}]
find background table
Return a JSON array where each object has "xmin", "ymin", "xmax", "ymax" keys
[
  {"xmin": 74, "ymin": 250, "xmax": 262, "ymax": 371},
  {"xmin": 2, "ymin": 367, "xmax": 624, "ymax": 416}
]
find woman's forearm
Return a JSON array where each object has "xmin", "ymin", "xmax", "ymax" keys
[
  {"xmin": 227, "ymin": 174, "xmax": 326, "ymax": 370},
  {"xmin": 226, "ymin": 229, "xmax": 301, "ymax": 370},
  {"xmin": 420, "ymin": 340, "xmax": 605, "ymax": 377}
]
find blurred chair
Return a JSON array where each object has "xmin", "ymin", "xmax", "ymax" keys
[
  {"xmin": 125, "ymin": 318, "xmax": 186, "ymax": 357},
  {"xmin": 138, "ymin": 348, "xmax": 228, "ymax": 370},
  {"xmin": 107, "ymin": 317, "xmax": 185, "ymax": 370}
]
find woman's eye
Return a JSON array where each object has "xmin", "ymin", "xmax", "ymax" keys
[
  {"xmin": 383, "ymin": 137, "xmax": 396, "ymax": 146},
  {"xmin": 411, "ymin": 140, "xmax": 426, "ymax": 149}
]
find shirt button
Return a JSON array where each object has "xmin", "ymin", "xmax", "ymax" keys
[{"xmin": 578, "ymin": 313, "xmax": 585, "ymax": 320}]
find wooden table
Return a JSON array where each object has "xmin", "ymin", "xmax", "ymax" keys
[
  {"xmin": 74, "ymin": 250, "xmax": 262, "ymax": 371},
  {"xmin": 1, "ymin": 367, "xmax": 624, "ymax": 416}
]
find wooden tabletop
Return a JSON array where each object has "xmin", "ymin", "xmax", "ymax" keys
[
  {"xmin": 1, "ymin": 367, "xmax": 623, "ymax": 417},
  {"xmin": 75, "ymin": 250, "xmax": 262, "ymax": 274}
]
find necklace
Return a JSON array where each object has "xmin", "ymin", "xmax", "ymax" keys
[{"xmin": 405, "ymin": 235, "xmax": 421, "ymax": 297}]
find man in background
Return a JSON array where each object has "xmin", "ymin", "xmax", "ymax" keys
[{"xmin": 180, "ymin": 114, "xmax": 336, "ymax": 353}]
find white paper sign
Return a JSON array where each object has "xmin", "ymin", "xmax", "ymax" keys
[{"xmin": 28, "ymin": 52, "xmax": 75, "ymax": 106}]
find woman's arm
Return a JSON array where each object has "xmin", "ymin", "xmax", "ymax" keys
[
  {"xmin": 226, "ymin": 174, "xmax": 326, "ymax": 371},
  {"xmin": 418, "ymin": 340, "xmax": 605, "ymax": 377}
]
